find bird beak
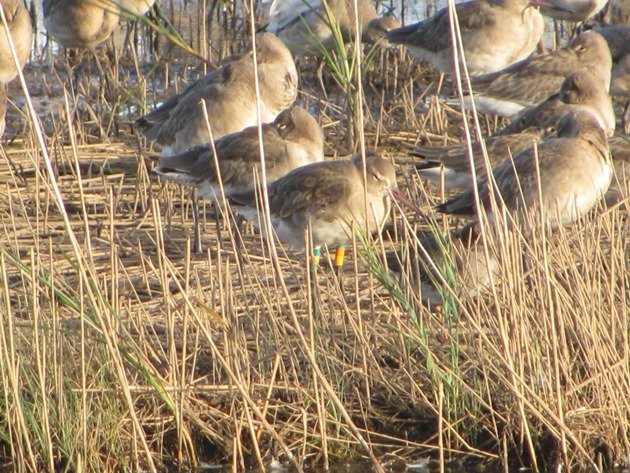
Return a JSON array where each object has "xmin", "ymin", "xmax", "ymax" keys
[
  {"xmin": 390, "ymin": 187, "xmax": 425, "ymax": 217},
  {"xmin": 528, "ymin": 0, "xmax": 575, "ymax": 13}
]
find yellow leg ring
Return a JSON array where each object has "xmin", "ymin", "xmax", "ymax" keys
[{"xmin": 335, "ymin": 245, "xmax": 346, "ymax": 268}]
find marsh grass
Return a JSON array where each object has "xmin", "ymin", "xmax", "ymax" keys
[{"xmin": 0, "ymin": 0, "xmax": 628, "ymax": 471}]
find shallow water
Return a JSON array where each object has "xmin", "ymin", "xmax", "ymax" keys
[{"xmin": 196, "ymin": 458, "xmax": 499, "ymax": 472}]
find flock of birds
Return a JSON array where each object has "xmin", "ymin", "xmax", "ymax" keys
[{"xmin": 0, "ymin": 0, "xmax": 629, "ymax": 293}]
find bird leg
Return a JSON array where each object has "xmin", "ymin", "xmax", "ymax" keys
[
  {"xmin": 90, "ymin": 47, "xmax": 112, "ymax": 98},
  {"xmin": 334, "ymin": 245, "xmax": 346, "ymax": 293},
  {"xmin": 310, "ymin": 246, "xmax": 322, "ymax": 313},
  {"xmin": 316, "ymin": 59, "xmax": 329, "ymax": 100},
  {"xmin": 623, "ymin": 99, "xmax": 630, "ymax": 135},
  {"xmin": 121, "ymin": 20, "xmax": 137, "ymax": 57},
  {"xmin": 233, "ymin": 213, "xmax": 247, "ymax": 270},
  {"xmin": 311, "ymin": 246, "xmax": 322, "ymax": 272},
  {"xmin": 235, "ymin": 214, "xmax": 247, "ymax": 240},
  {"xmin": 65, "ymin": 49, "xmax": 86, "ymax": 94},
  {"xmin": 213, "ymin": 200, "xmax": 225, "ymax": 251},
  {"xmin": 191, "ymin": 188, "xmax": 203, "ymax": 254}
]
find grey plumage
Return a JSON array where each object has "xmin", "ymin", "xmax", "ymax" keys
[
  {"xmin": 229, "ymin": 153, "xmax": 398, "ymax": 251},
  {"xmin": 137, "ymin": 33, "xmax": 298, "ymax": 156},
  {"xmin": 387, "ymin": 0, "xmax": 544, "ymax": 76},
  {"xmin": 153, "ymin": 106, "xmax": 324, "ymax": 200},
  {"xmin": 268, "ymin": 0, "xmax": 400, "ymax": 57},
  {"xmin": 466, "ymin": 31, "xmax": 612, "ymax": 117},
  {"xmin": 437, "ymin": 110, "xmax": 612, "ymax": 230},
  {"xmin": 43, "ymin": 0, "xmax": 120, "ymax": 48}
]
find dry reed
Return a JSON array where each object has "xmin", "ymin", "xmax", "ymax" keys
[{"xmin": 0, "ymin": 0, "xmax": 628, "ymax": 471}]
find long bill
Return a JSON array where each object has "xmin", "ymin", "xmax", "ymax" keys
[
  {"xmin": 390, "ymin": 187, "xmax": 425, "ymax": 217},
  {"xmin": 527, "ymin": 0, "xmax": 575, "ymax": 14}
]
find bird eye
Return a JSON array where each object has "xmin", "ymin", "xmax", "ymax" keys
[{"xmin": 373, "ymin": 171, "xmax": 390, "ymax": 184}]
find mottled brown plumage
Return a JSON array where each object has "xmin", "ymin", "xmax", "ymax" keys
[
  {"xmin": 592, "ymin": 25, "xmax": 630, "ymax": 133},
  {"xmin": 611, "ymin": 55, "xmax": 630, "ymax": 98},
  {"xmin": 230, "ymin": 153, "xmax": 398, "ymax": 251},
  {"xmin": 606, "ymin": 135, "xmax": 630, "ymax": 205},
  {"xmin": 607, "ymin": 0, "xmax": 630, "ymax": 24}
]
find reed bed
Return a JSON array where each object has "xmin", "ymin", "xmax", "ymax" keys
[{"xmin": 0, "ymin": 1, "xmax": 628, "ymax": 471}]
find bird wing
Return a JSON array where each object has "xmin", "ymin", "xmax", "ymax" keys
[
  {"xmin": 269, "ymin": 0, "xmax": 324, "ymax": 32},
  {"xmin": 436, "ymin": 135, "xmax": 550, "ymax": 214},
  {"xmin": 153, "ymin": 63, "xmax": 258, "ymax": 147},
  {"xmin": 213, "ymin": 126, "xmax": 289, "ymax": 189},
  {"xmin": 258, "ymin": 63, "xmax": 299, "ymax": 116},
  {"xmin": 485, "ymin": 138, "xmax": 571, "ymax": 209},
  {"xmin": 497, "ymin": 95, "xmax": 565, "ymax": 134},
  {"xmin": 268, "ymin": 161, "xmax": 355, "ymax": 220},
  {"xmin": 388, "ymin": 0, "xmax": 497, "ymax": 52},
  {"xmin": 137, "ymin": 67, "xmax": 223, "ymax": 138},
  {"xmin": 415, "ymin": 128, "xmax": 545, "ymax": 175},
  {"xmin": 155, "ymin": 124, "xmax": 287, "ymax": 188},
  {"xmin": 472, "ymin": 49, "xmax": 579, "ymax": 104}
]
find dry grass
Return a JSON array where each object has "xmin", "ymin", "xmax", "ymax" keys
[{"xmin": 0, "ymin": 1, "xmax": 628, "ymax": 471}]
